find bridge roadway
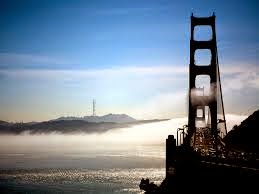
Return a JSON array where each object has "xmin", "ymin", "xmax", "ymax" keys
[{"xmin": 200, "ymin": 160, "xmax": 259, "ymax": 173}]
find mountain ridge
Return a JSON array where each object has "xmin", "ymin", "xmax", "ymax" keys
[
  {"xmin": 53, "ymin": 113, "xmax": 136, "ymax": 123},
  {"xmin": 0, "ymin": 114, "xmax": 168, "ymax": 135}
]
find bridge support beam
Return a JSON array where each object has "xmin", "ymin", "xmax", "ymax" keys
[{"xmin": 166, "ymin": 135, "xmax": 176, "ymax": 178}]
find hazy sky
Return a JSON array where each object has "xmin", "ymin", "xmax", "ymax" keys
[{"xmin": 0, "ymin": 0, "xmax": 258, "ymax": 122}]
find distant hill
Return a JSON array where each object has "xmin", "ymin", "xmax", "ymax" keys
[
  {"xmin": 0, "ymin": 120, "xmax": 131, "ymax": 135},
  {"xmin": 0, "ymin": 120, "xmax": 9, "ymax": 126},
  {"xmin": 0, "ymin": 115, "xmax": 167, "ymax": 135},
  {"xmin": 54, "ymin": 113, "xmax": 136, "ymax": 123},
  {"xmin": 224, "ymin": 109, "xmax": 259, "ymax": 153}
]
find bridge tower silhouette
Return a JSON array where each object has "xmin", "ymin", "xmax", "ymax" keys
[{"xmin": 186, "ymin": 13, "xmax": 227, "ymax": 154}]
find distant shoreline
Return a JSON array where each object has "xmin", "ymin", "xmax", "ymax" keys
[{"xmin": 0, "ymin": 118, "xmax": 169, "ymax": 135}]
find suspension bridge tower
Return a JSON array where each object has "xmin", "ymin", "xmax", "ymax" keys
[{"xmin": 187, "ymin": 13, "xmax": 227, "ymax": 153}]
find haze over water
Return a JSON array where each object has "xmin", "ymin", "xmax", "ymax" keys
[
  {"xmin": 0, "ymin": 119, "xmax": 177, "ymax": 193},
  {"xmin": 0, "ymin": 115, "xmax": 245, "ymax": 168},
  {"xmin": 0, "ymin": 115, "xmax": 246, "ymax": 193}
]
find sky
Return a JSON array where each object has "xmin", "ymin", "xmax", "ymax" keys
[{"xmin": 0, "ymin": 0, "xmax": 258, "ymax": 122}]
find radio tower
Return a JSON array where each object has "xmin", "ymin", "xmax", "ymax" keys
[{"xmin": 92, "ymin": 99, "xmax": 96, "ymax": 116}]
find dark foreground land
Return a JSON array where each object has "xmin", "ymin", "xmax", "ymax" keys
[
  {"xmin": 153, "ymin": 169, "xmax": 258, "ymax": 193},
  {"xmin": 141, "ymin": 149, "xmax": 259, "ymax": 193},
  {"xmin": 224, "ymin": 109, "xmax": 259, "ymax": 153},
  {"xmin": 140, "ymin": 110, "xmax": 259, "ymax": 193}
]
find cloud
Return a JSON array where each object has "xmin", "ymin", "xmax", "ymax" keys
[
  {"xmin": 220, "ymin": 64, "xmax": 258, "ymax": 75},
  {"xmin": 0, "ymin": 65, "xmax": 188, "ymax": 80},
  {"xmin": 1, "ymin": 52, "xmax": 258, "ymax": 91},
  {"xmin": 222, "ymin": 70, "xmax": 259, "ymax": 90},
  {"xmin": 1, "ymin": 53, "xmax": 258, "ymax": 87},
  {"xmin": 217, "ymin": 63, "xmax": 259, "ymax": 90}
]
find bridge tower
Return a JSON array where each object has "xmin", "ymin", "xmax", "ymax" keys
[{"xmin": 187, "ymin": 13, "xmax": 222, "ymax": 151}]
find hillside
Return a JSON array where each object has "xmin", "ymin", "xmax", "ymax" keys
[
  {"xmin": 0, "ymin": 115, "xmax": 167, "ymax": 135},
  {"xmin": 0, "ymin": 120, "xmax": 131, "ymax": 134},
  {"xmin": 55, "ymin": 113, "xmax": 136, "ymax": 123},
  {"xmin": 224, "ymin": 109, "xmax": 259, "ymax": 153}
]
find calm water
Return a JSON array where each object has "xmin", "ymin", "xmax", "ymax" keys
[
  {"xmin": 0, "ymin": 168, "xmax": 164, "ymax": 194},
  {"xmin": 0, "ymin": 142, "xmax": 166, "ymax": 193}
]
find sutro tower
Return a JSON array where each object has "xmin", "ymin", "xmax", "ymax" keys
[{"xmin": 92, "ymin": 99, "xmax": 96, "ymax": 116}]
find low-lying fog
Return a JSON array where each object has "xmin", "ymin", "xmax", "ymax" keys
[{"xmin": 0, "ymin": 115, "xmax": 246, "ymax": 169}]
